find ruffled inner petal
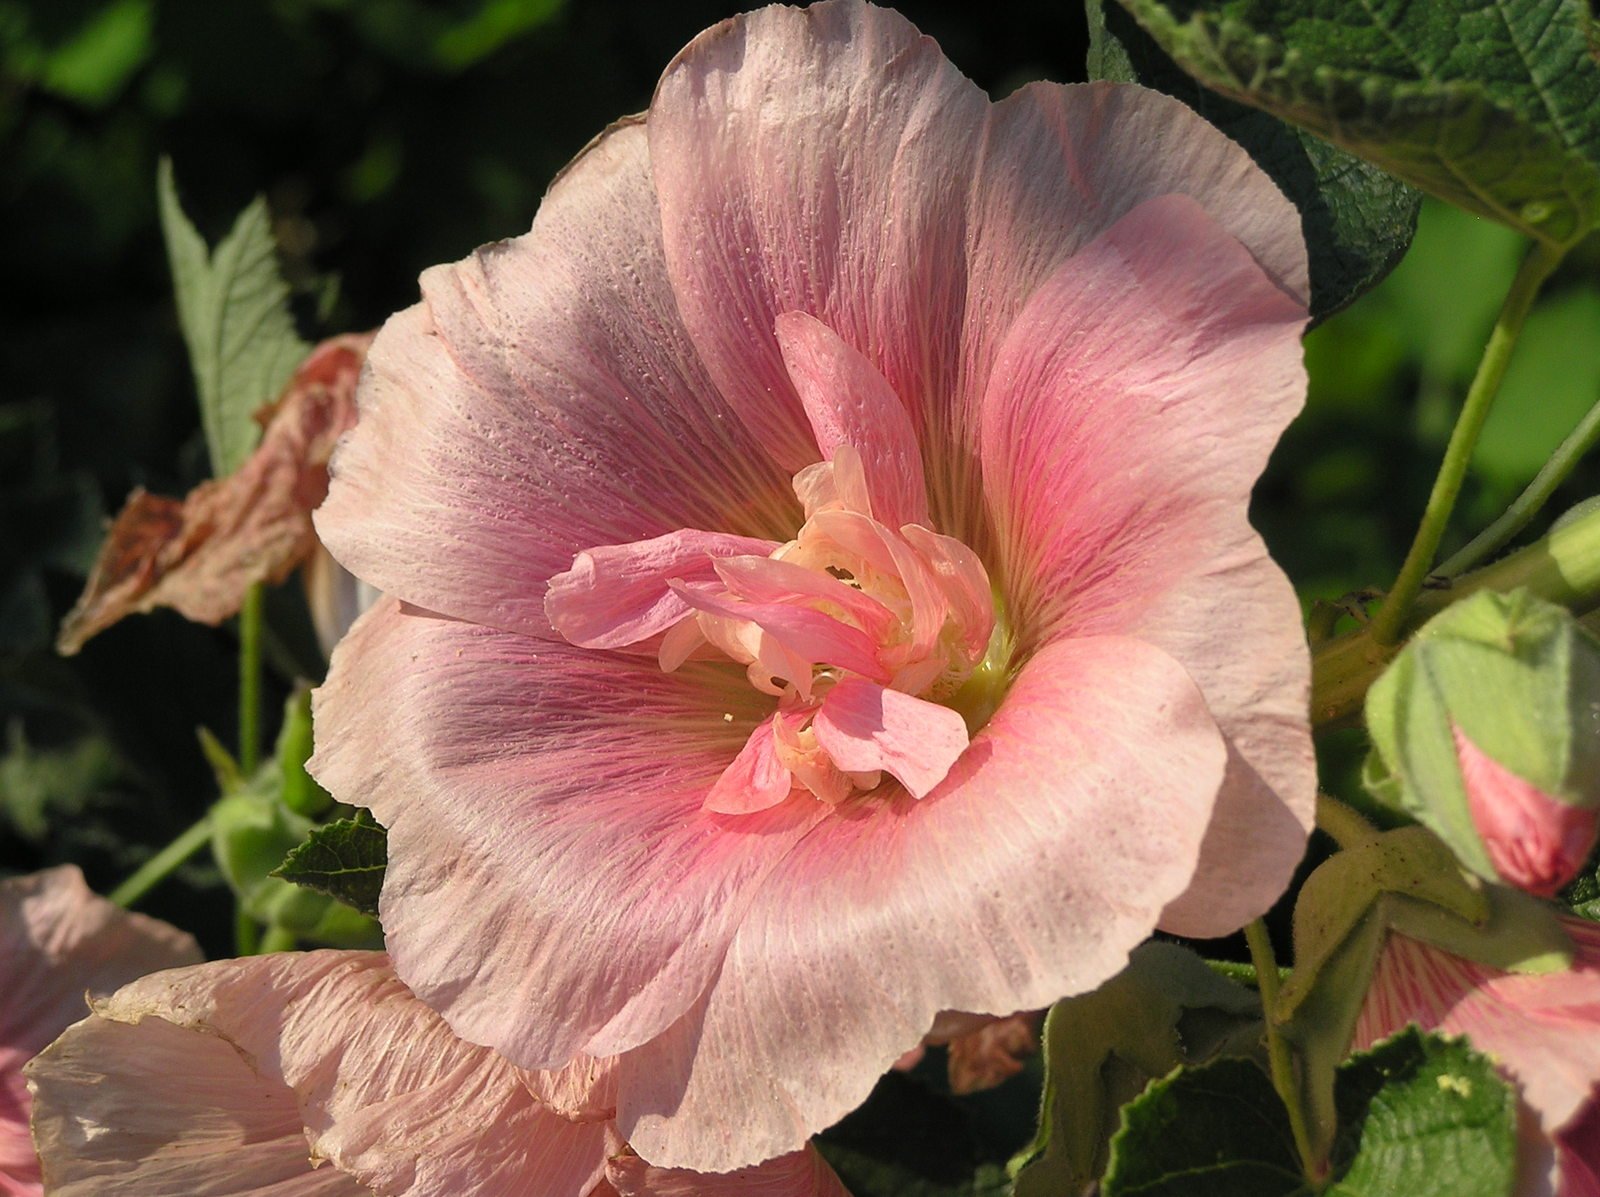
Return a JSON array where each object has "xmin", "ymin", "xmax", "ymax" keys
[
  {"xmin": 812, "ymin": 678, "xmax": 968, "ymax": 799},
  {"xmin": 776, "ymin": 310, "xmax": 930, "ymax": 528},
  {"xmin": 546, "ymin": 530, "xmax": 779, "ymax": 651}
]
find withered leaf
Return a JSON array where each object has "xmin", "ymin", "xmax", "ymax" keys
[{"xmin": 57, "ymin": 333, "xmax": 373, "ymax": 655}]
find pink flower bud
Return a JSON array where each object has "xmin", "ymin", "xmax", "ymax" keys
[{"xmin": 1455, "ymin": 724, "xmax": 1599, "ymax": 897}]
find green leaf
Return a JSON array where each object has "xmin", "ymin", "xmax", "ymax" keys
[
  {"xmin": 1101, "ymin": 1032, "xmax": 1518, "ymax": 1197},
  {"xmin": 156, "ymin": 159, "xmax": 309, "ymax": 477},
  {"xmin": 273, "ymin": 810, "xmax": 387, "ymax": 918},
  {"xmin": 1013, "ymin": 942, "xmax": 1262, "ymax": 1196},
  {"xmin": 1088, "ymin": 0, "xmax": 1420, "ymax": 319},
  {"xmin": 1101, "ymin": 1057, "xmax": 1313, "ymax": 1197},
  {"xmin": 1326, "ymin": 1029, "xmax": 1518, "ymax": 1197},
  {"xmin": 1113, "ymin": 0, "xmax": 1600, "ymax": 246}
]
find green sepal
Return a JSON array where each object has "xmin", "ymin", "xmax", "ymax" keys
[
  {"xmin": 1279, "ymin": 826, "xmax": 1487, "ymax": 1022},
  {"xmin": 1366, "ymin": 589, "xmax": 1600, "ymax": 884},
  {"xmin": 1087, "ymin": 0, "xmax": 1420, "ymax": 320},
  {"xmin": 275, "ymin": 687, "xmax": 333, "ymax": 818},
  {"xmin": 210, "ymin": 780, "xmax": 380, "ymax": 948},
  {"xmin": 1111, "ymin": 0, "xmax": 1600, "ymax": 247},
  {"xmin": 1012, "ymin": 942, "xmax": 1262, "ymax": 1196}
]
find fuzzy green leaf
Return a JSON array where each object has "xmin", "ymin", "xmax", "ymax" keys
[
  {"xmin": 1326, "ymin": 1029, "xmax": 1518, "ymax": 1197},
  {"xmin": 273, "ymin": 810, "xmax": 387, "ymax": 918},
  {"xmin": 1113, "ymin": 0, "xmax": 1600, "ymax": 246},
  {"xmin": 1102, "ymin": 1030, "xmax": 1517, "ymax": 1197},
  {"xmin": 156, "ymin": 159, "xmax": 309, "ymax": 477}
]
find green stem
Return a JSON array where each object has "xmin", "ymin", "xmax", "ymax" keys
[
  {"xmin": 238, "ymin": 583, "xmax": 264, "ymax": 775},
  {"xmin": 1314, "ymin": 793, "xmax": 1378, "ymax": 850},
  {"xmin": 1438, "ymin": 395, "xmax": 1600, "ymax": 577},
  {"xmin": 1369, "ymin": 241, "xmax": 1565, "ymax": 646},
  {"xmin": 108, "ymin": 813, "xmax": 214, "ymax": 908},
  {"xmin": 259, "ymin": 926, "xmax": 298, "ymax": 954},
  {"xmin": 235, "ymin": 908, "xmax": 261, "ymax": 957},
  {"xmin": 1246, "ymin": 920, "xmax": 1321, "ymax": 1182},
  {"xmin": 1312, "ymin": 496, "xmax": 1600, "ymax": 727}
]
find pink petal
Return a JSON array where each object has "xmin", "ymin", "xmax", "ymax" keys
[
  {"xmin": 649, "ymin": 1, "xmax": 987, "ymax": 474},
  {"xmin": 521, "ymin": 1053, "xmax": 618, "ymax": 1123},
  {"xmin": 979, "ymin": 192, "xmax": 1306, "ymax": 647},
  {"xmin": 1557, "ymin": 1099, "xmax": 1600, "ymax": 1197},
  {"xmin": 899, "ymin": 525, "xmax": 994, "ymax": 662},
  {"xmin": 775, "ymin": 311, "xmax": 929, "ymax": 527},
  {"xmin": 974, "ymin": 194, "xmax": 1311, "ymax": 936},
  {"xmin": 1, "ymin": 866, "xmax": 199, "ymax": 1197},
  {"xmin": 1146, "ymin": 544, "xmax": 1315, "ymax": 937},
  {"xmin": 713, "ymin": 555, "xmax": 897, "ymax": 642},
  {"xmin": 952, "ymin": 81, "xmax": 1307, "ymax": 510},
  {"xmin": 1456, "ymin": 725, "xmax": 1599, "ymax": 898},
  {"xmin": 26, "ymin": 951, "xmax": 614, "ymax": 1196},
  {"xmin": 705, "ymin": 719, "xmax": 793, "ymax": 815},
  {"xmin": 618, "ymin": 635, "xmax": 1226, "ymax": 1170},
  {"xmin": 1356, "ymin": 918, "xmax": 1600, "ymax": 1139},
  {"xmin": 310, "ymin": 600, "xmax": 829, "ymax": 1070},
  {"xmin": 315, "ymin": 119, "xmax": 797, "ymax": 640},
  {"xmin": 607, "ymin": 1145, "xmax": 850, "ymax": 1197},
  {"xmin": 811, "ymin": 678, "xmax": 968, "ymax": 799},
  {"xmin": 670, "ymin": 583, "xmax": 891, "ymax": 685},
  {"xmin": 546, "ymin": 531, "xmax": 780, "ymax": 651}
]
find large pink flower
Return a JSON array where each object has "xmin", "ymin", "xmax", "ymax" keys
[
  {"xmin": 1, "ymin": 866, "xmax": 200, "ymax": 1195},
  {"xmin": 1354, "ymin": 918, "xmax": 1600, "ymax": 1196},
  {"xmin": 26, "ymin": 950, "xmax": 848, "ymax": 1197},
  {"xmin": 310, "ymin": 0, "xmax": 1314, "ymax": 1170}
]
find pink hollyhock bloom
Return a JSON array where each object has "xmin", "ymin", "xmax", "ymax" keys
[
  {"xmin": 26, "ymin": 950, "xmax": 848, "ymax": 1197},
  {"xmin": 1455, "ymin": 725, "xmax": 1600, "ymax": 898},
  {"xmin": 309, "ymin": 0, "xmax": 1315, "ymax": 1170},
  {"xmin": 1354, "ymin": 918, "xmax": 1600, "ymax": 1196},
  {"xmin": 1, "ymin": 866, "xmax": 200, "ymax": 1196}
]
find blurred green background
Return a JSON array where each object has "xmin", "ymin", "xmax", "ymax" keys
[{"xmin": 2, "ymin": 0, "xmax": 1599, "ymax": 955}]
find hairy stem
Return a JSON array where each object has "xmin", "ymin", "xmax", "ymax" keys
[
  {"xmin": 1245, "ymin": 919, "xmax": 1321, "ymax": 1182},
  {"xmin": 1369, "ymin": 240, "xmax": 1565, "ymax": 645},
  {"xmin": 238, "ymin": 583, "xmax": 264, "ymax": 774},
  {"xmin": 1314, "ymin": 793, "xmax": 1378, "ymax": 850},
  {"xmin": 109, "ymin": 813, "xmax": 213, "ymax": 908},
  {"xmin": 1438, "ymin": 394, "xmax": 1600, "ymax": 577},
  {"xmin": 1312, "ymin": 496, "xmax": 1600, "ymax": 727}
]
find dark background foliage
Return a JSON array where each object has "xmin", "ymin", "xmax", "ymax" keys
[{"xmin": 2, "ymin": 0, "xmax": 1598, "ymax": 954}]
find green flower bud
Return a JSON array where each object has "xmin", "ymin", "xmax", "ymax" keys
[{"xmin": 1365, "ymin": 589, "xmax": 1600, "ymax": 895}]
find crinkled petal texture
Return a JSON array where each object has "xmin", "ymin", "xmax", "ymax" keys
[
  {"xmin": 312, "ymin": 0, "xmax": 1313, "ymax": 1172},
  {"xmin": 607, "ymin": 1148, "xmax": 849, "ymax": 1197},
  {"xmin": 1, "ymin": 866, "xmax": 200, "ymax": 1196},
  {"xmin": 25, "ymin": 951, "xmax": 617, "ymax": 1197},
  {"xmin": 1355, "ymin": 919, "xmax": 1600, "ymax": 1194}
]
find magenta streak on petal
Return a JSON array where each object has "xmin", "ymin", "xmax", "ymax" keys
[
  {"xmin": 669, "ymin": 581, "xmax": 891, "ymax": 684},
  {"xmin": 546, "ymin": 529, "xmax": 779, "ymax": 650},
  {"xmin": 812, "ymin": 677, "xmax": 969, "ymax": 798},
  {"xmin": 776, "ymin": 310, "xmax": 930, "ymax": 529},
  {"xmin": 1455, "ymin": 724, "xmax": 1600, "ymax": 898}
]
